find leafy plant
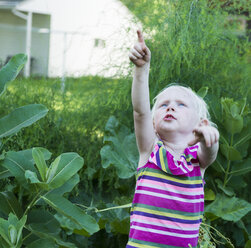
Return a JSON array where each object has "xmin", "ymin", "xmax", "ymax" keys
[
  {"xmin": 100, "ymin": 115, "xmax": 138, "ymax": 179},
  {"xmin": 0, "ymin": 213, "xmax": 26, "ymax": 248},
  {"xmin": 203, "ymin": 94, "xmax": 251, "ymax": 246},
  {"xmin": 0, "ymin": 55, "xmax": 100, "ymax": 247}
]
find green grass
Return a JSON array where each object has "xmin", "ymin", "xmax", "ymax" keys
[{"xmin": 0, "ymin": 76, "xmax": 133, "ymax": 187}]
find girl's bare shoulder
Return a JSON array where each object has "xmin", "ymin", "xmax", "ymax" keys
[{"xmin": 137, "ymin": 137, "xmax": 158, "ymax": 168}]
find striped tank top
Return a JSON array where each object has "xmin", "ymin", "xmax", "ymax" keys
[{"xmin": 126, "ymin": 140, "xmax": 204, "ymax": 248}]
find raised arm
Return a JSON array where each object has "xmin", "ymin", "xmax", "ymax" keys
[{"xmin": 129, "ymin": 31, "xmax": 156, "ymax": 157}]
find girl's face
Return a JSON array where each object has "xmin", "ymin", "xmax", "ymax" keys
[{"xmin": 153, "ymin": 87, "xmax": 200, "ymax": 136}]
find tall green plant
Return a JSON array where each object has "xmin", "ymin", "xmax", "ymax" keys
[
  {"xmin": 204, "ymin": 95, "xmax": 251, "ymax": 247},
  {"xmin": 0, "ymin": 55, "xmax": 100, "ymax": 247},
  {"xmin": 114, "ymin": 0, "xmax": 250, "ymax": 105}
]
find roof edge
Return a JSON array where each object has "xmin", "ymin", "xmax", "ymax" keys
[{"xmin": 0, "ymin": 1, "xmax": 24, "ymax": 9}]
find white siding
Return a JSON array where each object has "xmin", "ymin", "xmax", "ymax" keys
[
  {"xmin": 0, "ymin": 9, "xmax": 50, "ymax": 76},
  {"xmin": 1, "ymin": 0, "xmax": 141, "ymax": 78}
]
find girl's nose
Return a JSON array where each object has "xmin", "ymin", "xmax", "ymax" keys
[{"xmin": 166, "ymin": 106, "xmax": 175, "ymax": 111}]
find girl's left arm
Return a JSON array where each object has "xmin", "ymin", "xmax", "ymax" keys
[
  {"xmin": 198, "ymin": 138, "xmax": 219, "ymax": 169},
  {"xmin": 189, "ymin": 125, "xmax": 219, "ymax": 169}
]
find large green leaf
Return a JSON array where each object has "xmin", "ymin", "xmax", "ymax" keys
[
  {"xmin": 234, "ymin": 122, "xmax": 251, "ymax": 148},
  {"xmin": 0, "ymin": 192, "xmax": 23, "ymax": 218},
  {"xmin": 0, "ymin": 218, "xmax": 12, "ymax": 246},
  {"xmin": 25, "ymin": 209, "xmax": 78, "ymax": 247},
  {"xmin": 220, "ymin": 144, "xmax": 242, "ymax": 161},
  {"xmin": 215, "ymin": 179, "xmax": 235, "ymax": 197},
  {"xmin": 54, "ymin": 213, "xmax": 90, "ymax": 236},
  {"xmin": 100, "ymin": 116, "xmax": 138, "ymax": 179},
  {"xmin": 17, "ymin": 148, "xmax": 52, "ymax": 164},
  {"xmin": 41, "ymin": 194, "xmax": 99, "ymax": 236},
  {"xmin": 32, "ymin": 148, "xmax": 48, "ymax": 181},
  {"xmin": 221, "ymin": 98, "xmax": 244, "ymax": 135},
  {"xmin": 0, "ymin": 213, "xmax": 27, "ymax": 248},
  {"xmin": 224, "ymin": 114, "xmax": 243, "ymax": 135},
  {"xmin": 0, "ymin": 166, "xmax": 11, "ymax": 179},
  {"xmin": 26, "ymin": 239, "xmax": 58, "ymax": 248},
  {"xmin": 0, "ymin": 104, "xmax": 48, "ymax": 139},
  {"xmin": 25, "ymin": 170, "xmax": 41, "ymax": 184},
  {"xmin": 47, "ymin": 174, "xmax": 80, "ymax": 196},
  {"xmin": 2, "ymin": 151, "xmax": 37, "ymax": 186},
  {"xmin": 230, "ymin": 158, "xmax": 251, "ymax": 176},
  {"xmin": 25, "ymin": 170, "xmax": 48, "ymax": 190},
  {"xmin": 26, "ymin": 210, "xmax": 76, "ymax": 247},
  {"xmin": 204, "ymin": 188, "xmax": 216, "ymax": 201},
  {"xmin": 205, "ymin": 194, "xmax": 251, "ymax": 222},
  {"xmin": 33, "ymin": 174, "xmax": 79, "ymax": 211},
  {"xmin": 27, "ymin": 209, "xmax": 60, "ymax": 234},
  {"xmin": 47, "ymin": 153, "xmax": 84, "ymax": 189},
  {"xmin": 9, "ymin": 213, "xmax": 26, "ymax": 247},
  {"xmin": 0, "ymin": 54, "xmax": 27, "ymax": 97},
  {"xmin": 26, "ymin": 209, "xmax": 64, "ymax": 247}
]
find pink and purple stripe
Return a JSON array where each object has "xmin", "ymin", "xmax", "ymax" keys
[{"xmin": 126, "ymin": 141, "xmax": 204, "ymax": 248}]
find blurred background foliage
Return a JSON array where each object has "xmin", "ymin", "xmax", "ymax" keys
[{"xmin": 0, "ymin": 0, "xmax": 250, "ymax": 247}]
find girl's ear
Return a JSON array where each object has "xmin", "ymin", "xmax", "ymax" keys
[
  {"xmin": 153, "ymin": 119, "xmax": 158, "ymax": 134},
  {"xmin": 199, "ymin": 118, "xmax": 209, "ymax": 126}
]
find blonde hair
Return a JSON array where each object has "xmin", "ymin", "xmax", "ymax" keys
[{"xmin": 151, "ymin": 84, "xmax": 212, "ymax": 123}]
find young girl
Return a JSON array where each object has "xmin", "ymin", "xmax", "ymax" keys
[{"xmin": 126, "ymin": 30, "xmax": 219, "ymax": 248}]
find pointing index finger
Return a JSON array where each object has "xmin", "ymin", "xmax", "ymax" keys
[{"xmin": 137, "ymin": 30, "xmax": 145, "ymax": 44}]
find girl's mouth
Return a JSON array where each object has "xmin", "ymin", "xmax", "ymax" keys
[{"xmin": 164, "ymin": 114, "xmax": 177, "ymax": 120}]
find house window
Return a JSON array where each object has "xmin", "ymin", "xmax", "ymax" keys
[{"xmin": 94, "ymin": 38, "xmax": 106, "ymax": 48}]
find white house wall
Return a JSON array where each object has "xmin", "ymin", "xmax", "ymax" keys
[
  {"xmin": 17, "ymin": 0, "xmax": 141, "ymax": 78},
  {"xmin": 30, "ymin": 13, "xmax": 50, "ymax": 76},
  {"xmin": 10, "ymin": 0, "xmax": 141, "ymax": 78},
  {"xmin": 0, "ymin": 9, "xmax": 50, "ymax": 76},
  {"xmin": 0, "ymin": 10, "xmax": 26, "ymax": 65}
]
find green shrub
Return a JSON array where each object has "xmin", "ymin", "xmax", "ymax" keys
[{"xmin": 0, "ymin": 56, "xmax": 100, "ymax": 247}]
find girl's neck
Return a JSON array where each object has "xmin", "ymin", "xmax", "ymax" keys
[
  {"xmin": 161, "ymin": 140, "xmax": 187, "ymax": 160},
  {"xmin": 158, "ymin": 132, "xmax": 195, "ymax": 158}
]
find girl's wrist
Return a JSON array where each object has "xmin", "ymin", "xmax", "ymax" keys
[
  {"xmin": 134, "ymin": 63, "xmax": 150, "ymax": 74},
  {"xmin": 135, "ymin": 60, "xmax": 150, "ymax": 68},
  {"xmin": 134, "ymin": 66, "xmax": 150, "ymax": 82}
]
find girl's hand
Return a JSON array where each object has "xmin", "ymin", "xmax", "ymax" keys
[
  {"xmin": 189, "ymin": 125, "xmax": 219, "ymax": 148},
  {"xmin": 129, "ymin": 30, "xmax": 151, "ymax": 67},
  {"xmin": 189, "ymin": 121, "xmax": 219, "ymax": 168}
]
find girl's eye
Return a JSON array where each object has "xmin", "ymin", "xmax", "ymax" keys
[
  {"xmin": 161, "ymin": 104, "xmax": 167, "ymax": 107},
  {"xmin": 178, "ymin": 103, "xmax": 185, "ymax": 107}
]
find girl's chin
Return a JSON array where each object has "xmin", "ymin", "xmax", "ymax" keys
[
  {"xmin": 156, "ymin": 126, "xmax": 194, "ymax": 135},
  {"xmin": 156, "ymin": 126, "xmax": 177, "ymax": 134}
]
